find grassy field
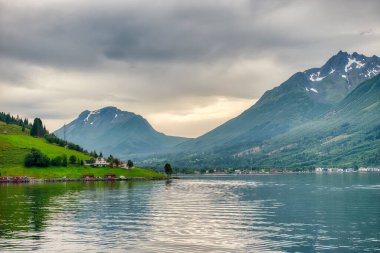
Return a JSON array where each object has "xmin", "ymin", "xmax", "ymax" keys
[
  {"xmin": 0, "ymin": 165, "xmax": 164, "ymax": 179},
  {"xmin": 0, "ymin": 122, "xmax": 165, "ymax": 179},
  {"xmin": 0, "ymin": 134, "xmax": 90, "ymax": 168}
]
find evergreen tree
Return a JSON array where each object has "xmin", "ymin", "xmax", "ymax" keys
[
  {"xmin": 127, "ymin": 160, "xmax": 134, "ymax": 168},
  {"xmin": 30, "ymin": 118, "xmax": 47, "ymax": 137},
  {"xmin": 107, "ymin": 155, "xmax": 114, "ymax": 163},
  {"xmin": 164, "ymin": 163, "xmax": 173, "ymax": 176}
]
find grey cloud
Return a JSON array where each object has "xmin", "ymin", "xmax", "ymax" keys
[
  {"xmin": 1, "ymin": 0, "xmax": 378, "ymax": 67},
  {"xmin": 1, "ymin": 0, "xmax": 380, "ymax": 136}
]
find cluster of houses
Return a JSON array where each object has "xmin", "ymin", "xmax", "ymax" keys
[
  {"xmin": 315, "ymin": 167, "xmax": 380, "ymax": 173},
  {"xmin": 315, "ymin": 167, "xmax": 353, "ymax": 173},
  {"xmin": 83, "ymin": 157, "xmax": 132, "ymax": 169},
  {"xmin": 357, "ymin": 167, "xmax": 380, "ymax": 172}
]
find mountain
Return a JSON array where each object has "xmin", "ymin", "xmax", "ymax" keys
[
  {"xmin": 176, "ymin": 52, "xmax": 379, "ymax": 153},
  {"xmin": 303, "ymin": 51, "xmax": 380, "ymax": 104},
  {"xmin": 233, "ymin": 73, "xmax": 380, "ymax": 168},
  {"xmin": 151, "ymin": 51, "xmax": 380, "ymax": 167},
  {"xmin": 54, "ymin": 106, "xmax": 189, "ymax": 159}
]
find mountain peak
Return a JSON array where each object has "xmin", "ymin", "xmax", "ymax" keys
[
  {"xmin": 54, "ymin": 106, "xmax": 188, "ymax": 159},
  {"xmin": 98, "ymin": 106, "xmax": 120, "ymax": 112},
  {"xmin": 302, "ymin": 51, "xmax": 380, "ymax": 104}
]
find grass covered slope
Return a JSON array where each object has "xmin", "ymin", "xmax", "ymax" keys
[
  {"xmin": 0, "ymin": 129, "xmax": 90, "ymax": 169},
  {"xmin": 237, "ymin": 74, "xmax": 380, "ymax": 168},
  {"xmin": 0, "ymin": 122, "xmax": 164, "ymax": 179},
  {"xmin": 0, "ymin": 166, "xmax": 164, "ymax": 179}
]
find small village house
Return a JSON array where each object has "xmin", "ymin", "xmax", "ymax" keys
[{"xmin": 93, "ymin": 157, "xmax": 108, "ymax": 167}]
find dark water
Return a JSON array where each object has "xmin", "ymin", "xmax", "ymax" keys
[{"xmin": 0, "ymin": 174, "xmax": 379, "ymax": 252}]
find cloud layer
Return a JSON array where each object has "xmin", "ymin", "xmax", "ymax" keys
[{"xmin": 1, "ymin": 0, "xmax": 380, "ymax": 137}]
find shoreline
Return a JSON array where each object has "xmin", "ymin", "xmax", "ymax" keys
[
  {"xmin": 0, "ymin": 176, "xmax": 171, "ymax": 184},
  {"xmin": 2, "ymin": 171, "xmax": 379, "ymax": 184}
]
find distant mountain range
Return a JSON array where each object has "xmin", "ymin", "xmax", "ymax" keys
[
  {"xmin": 168, "ymin": 73, "xmax": 380, "ymax": 168},
  {"xmin": 165, "ymin": 51, "xmax": 380, "ymax": 161},
  {"xmin": 54, "ymin": 107, "xmax": 189, "ymax": 159},
  {"xmin": 55, "ymin": 51, "xmax": 380, "ymax": 168}
]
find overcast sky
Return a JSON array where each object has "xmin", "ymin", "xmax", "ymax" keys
[{"xmin": 1, "ymin": 0, "xmax": 380, "ymax": 137}]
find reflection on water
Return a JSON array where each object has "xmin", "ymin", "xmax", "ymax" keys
[{"xmin": 0, "ymin": 174, "xmax": 379, "ymax": 252}]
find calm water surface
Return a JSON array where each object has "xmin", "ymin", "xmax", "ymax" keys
[{"xmin": 0, "ymin": 174, "xmax": 379, "ymax": 252}]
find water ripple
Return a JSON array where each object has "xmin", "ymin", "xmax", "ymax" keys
[{"xmin": 1, "ymin": 174, "xmax": 379, "ymax": 252}]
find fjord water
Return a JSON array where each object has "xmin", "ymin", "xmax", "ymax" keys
[{"xmin": 0, "ymin": 174, "xmax": 379, "ymax": 252}]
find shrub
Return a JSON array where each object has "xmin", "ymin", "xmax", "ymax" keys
[
  {"xmin": 51, "ymin": 156, "xmax": 63, "ymax": 166},
  {"xmin": 62, "ymin": 154, "xmax": 68, "ymax": 167},
  {"xmin": 24, "ymin": 148, "xmax": 50, "ymax": 167},
  {"xmin": 69, "ymin": 155, "xmax": 77, "ymax": 165}
]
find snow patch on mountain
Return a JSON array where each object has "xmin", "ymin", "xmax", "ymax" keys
[
  {"xmin": 309, "ymin": 72, "xmax": 326, "ymax": 82},
  {"xmin": 310, "ymin": 88, "xmax": 318, "ymax": 93},
  {"xmin": 84, "ymin": 111, "xmax": 99, "ymax": 123},
  {"xmin": 365, "ymin": 66, "xmax": 380, "ymax": 78},
  {"xmin": 345, "ymin": 57, "xmax": 365, "ymax": 72}
]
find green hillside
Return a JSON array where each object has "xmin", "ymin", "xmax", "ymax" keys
[
  {"xmin": 232, "ymin": 74, "xmax": 380, "ymax": 168},
  {"xmin": 0, "ymin": 122, "xmax": 164, "ymax": 179},
  {"xmin": 168, "ymin": 52, "xmax": 380, "ymax": 159},
  {"xmin": 152, "ymin": 74, "xmax": 380, "ymax": 169}
]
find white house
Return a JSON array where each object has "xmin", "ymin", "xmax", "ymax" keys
[
  {"xmin": 93, "ymin": 157, "xmax": 108, "ymax": 167},
  {"xmin": 315, "ymin": 168, "xmax": 323, "ymax": 173}
]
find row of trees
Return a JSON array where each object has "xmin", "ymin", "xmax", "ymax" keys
[
  {"xmin": 0, "ymin": 112, "xmax": 32, "ymax": 131},
  {"xmin": 44, "ymin": 133, "xmax": 89, "ymax": 154},
  {"xmin": 29, "ymin": 118, "xmax": 93, "ymax": 156},
  {"xmin": 24, "ymin": 149, "xmax": 83, "ymax": 167}
]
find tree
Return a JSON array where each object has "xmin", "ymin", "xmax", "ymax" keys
[
  {"xmin": 24, "ymin": 148, "xmax": 50, "ymax": 167},
  {"xmin": 30, "ymin": 118, "xmax": 47, "ymax": 137},
  {"xmin": 127, "ymin": 160, "xmax": 134, "ymax": 168},
  {"xmin": 164, "ymin": 163, "xmax": 173, "ymax": 176},
  {"xmin": 114, "ymin": 158, "xmax": 120, "ymax": 167},
  {"xmin": 99, "ymin": 152, "xmax": 103, "ymax": 157},
  {"xmin": 24, "ymin": 153, "xmax": 35, "ymax": 167},
  {"xmin": 51, "ymin": 156, "xmax": 63, "ymax": 166},
  {"xmin": 21, "ymin": 125, "xmax": 25, "ymax": 132},
  {"xmin": 62, "ymin": 154, "xmax": 68, "ymax": 167},
  {"xmin": 107, "ymin": 155, "xmax": 114, "ymax": 164},
  {"xmin": 69, "ymin": 155, "xmax": 77, "ymax": 165},
  {"xmin": 89, "ymin": 151, "xmax": 98, "ymax": 158}
]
